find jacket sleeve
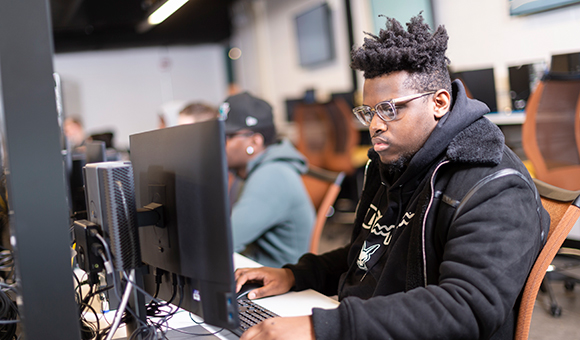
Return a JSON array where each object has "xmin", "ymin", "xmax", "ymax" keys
[
  {"xmin": 231, "ymin": 163, "xmax": 304, "ymax": 252},
  {"xmin": 284, "ymin": 244, "xmax": 351, "ymax": 296},
  {"xmin": 310, "ymin": 172, "xmax": 548, "ymax": 340}
]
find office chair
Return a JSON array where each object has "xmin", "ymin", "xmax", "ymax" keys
[
  {"xmin": 515, "ymin": 179, "xmax": 580, "ymax": 340},
  {"xmin": 302, "ymin": 165, "xmax": 345, "ymax": 254},
  {"xmin": 522, "ymin": 72, "xmax": 580, "ymax": 190},
  {"xmin": 293, "ymin": 97, "xmax": 359, "ymax": 175},
  {"xmin": 520, "ymin": 71, "xmax": 580, "ymax": 317}
]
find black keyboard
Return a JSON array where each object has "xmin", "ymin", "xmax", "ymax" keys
[{"xmin": 230, "ymin": 297, "xmax": 279, "ymax": 337}]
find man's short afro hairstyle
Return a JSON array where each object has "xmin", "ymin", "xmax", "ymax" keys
[{"xmin": 351, "ymin": 14, "xmax": 452, "ymax": 93}]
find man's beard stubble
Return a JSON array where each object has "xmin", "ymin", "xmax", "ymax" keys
[{"xmin": 379, "ymin": 150, "xmax": 416, "ymax": 180}]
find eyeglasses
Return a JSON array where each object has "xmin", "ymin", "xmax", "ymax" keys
[{"xmin": 352, "ymin": 91, "xmax": 437, "ymax": 126}]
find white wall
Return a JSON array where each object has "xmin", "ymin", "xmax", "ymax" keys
[
  {"xmin": 51, "ymin": 0, "xmax": 580, "ymax": 148},
  {"xmin": 53, "ymin": 45, "xmax": 228, "ymax": 149},
  {"xmin": 228, "ymin": 0, "xmax": 579, "ymax": 124},
  {"xmin": 229, "ymin": 0, "xmax": 373, "ymax": 131},
  {"xmin": 433, "ymin": 0, "xmax": 580, "ymax": 112}
]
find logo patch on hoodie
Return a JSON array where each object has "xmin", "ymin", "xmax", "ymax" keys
[{"xmin": 357, "ymin": 241, "xmax": 381, "ymax": 271}]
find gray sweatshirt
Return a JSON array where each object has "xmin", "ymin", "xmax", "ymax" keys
[{"xmin": 232, "ymin": 139, "xmax": 315, "ymax": 267}]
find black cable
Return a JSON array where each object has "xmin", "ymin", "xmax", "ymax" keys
[
  {"xmin": 128, "ymin": 323, "xmax": 156, "ymax": 340},
  {"xmin": 146, "ymin": 273, "xmax": 177, "ymax": 318},
  {"xmin": 153, "ymin": 268, "xmax": 164, "ymax": 299},
  {"xmin": 79, "ymin": 283, "xmax": 95, "ymax": 315},
  {"xmin": 78, "ymin": 302, "xmax": 99, "ymax": 340},
  {"xmin": 83, "ymin": 285, "xmax": 114, "ymax": 308},
  {"xmin": 0, "ymin": 284, "xmax": 19, "ymax": 340},
  {"xmin": 163, "ymin": 274, "xmax": 178, "ymax": 306}
]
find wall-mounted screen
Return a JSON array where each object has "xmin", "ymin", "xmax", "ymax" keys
[
  {"xmin": 295, "ymin": 3, "xmax": 335, "ymax": 67},
  {"xmin": 509, "ymin": 0, "xmax": 580, "ymax": 16}
]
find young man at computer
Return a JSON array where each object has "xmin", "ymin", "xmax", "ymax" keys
[{"xmin": 234, "ymin": 14, "xmax": 549, "ymax": 340}]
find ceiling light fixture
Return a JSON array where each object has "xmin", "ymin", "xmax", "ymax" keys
[
  {"xmin": 148, "ymin": 0, "xmax": 189, "ymax": 25},
  {"xmin": 137, "ymin": 0, "xmax": 189, "ymax": 33}
]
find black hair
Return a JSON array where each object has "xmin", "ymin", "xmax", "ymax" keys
[{"xmin": 350, "ymin": 14, "xmax": 452, "ymax": 93}]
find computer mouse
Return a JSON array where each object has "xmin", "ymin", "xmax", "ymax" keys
[{"xmin": 237, "ymin": 281, "xmax": 263, "ymax": 299}]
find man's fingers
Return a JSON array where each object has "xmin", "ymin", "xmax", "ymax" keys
[
  {"xmin": 247, "ymin": 285, "xmax": 275, "ymax": 299},
  {"xmin": 239, "ymin": 323, "xmax": 260, "ymax": 340},
  {"xmin": 235, "ymin": 268, "xmax": 266, "ymax": 293}
]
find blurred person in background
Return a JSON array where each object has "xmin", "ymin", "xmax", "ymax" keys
[
  {"xmin": 221, "ymin": 92, "xmax": 315, "ymax": 268},
  {"xmin": 178, "ymin": 102, "xmax": 220, "ymax": 125},
  {"xmin": 63, "ymin": 116, "xmax": 87, "ymax": 149}
]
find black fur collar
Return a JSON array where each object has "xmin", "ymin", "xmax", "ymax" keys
[
  {"xmin": 367, "ymin": 117, "xmax": 505, "ymax": 167},
  {"xmin": 446, "ymin": 117, "xmax": 505, "ymax": 165}
]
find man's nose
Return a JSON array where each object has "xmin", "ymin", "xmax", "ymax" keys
[{"xmin": 369, "ymin": 113, "xmax": 388, "ymax": 136}]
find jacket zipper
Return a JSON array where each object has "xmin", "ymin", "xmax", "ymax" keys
[
  {"xmin": 353, "ymin": 159, "xmax": 373, "ymax": 217},
  {"xmin": 421, "ymin": 160, "xmax": 450, "ymax": 286}
]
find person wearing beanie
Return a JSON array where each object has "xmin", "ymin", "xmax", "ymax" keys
[{"xmin": 221, "ymin": 92, "xmax": 315, "ymax": 268}]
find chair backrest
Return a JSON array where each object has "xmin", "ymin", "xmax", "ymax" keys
[
  {"xmin": 515, "ymin": 178, "xmax": 580, "ymax": 340},
  {"xmin": 302, "ymin": 165, "xmax": 345, "ymax": 254},
  {"xmin": 522, "ymin": 73, "xmax": 580, "ymax": 190},
  {"xmin": 293, "ymin": 97, "xmax": 359, "ymax": 175}
]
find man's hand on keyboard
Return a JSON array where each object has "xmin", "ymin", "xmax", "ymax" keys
[
  {"xmin": 239, "ymin": 315, "xmax": 315, "ymax": 340},
  {"xmin": 235, "ymin": 267, "xmax": 295, "ymax": 299}
]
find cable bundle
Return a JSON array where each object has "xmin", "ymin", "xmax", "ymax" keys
[{"xmin": 0, "ymin": 266, "xmax": 18, "ymax": 340}]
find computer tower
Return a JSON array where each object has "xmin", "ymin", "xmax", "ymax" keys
[{"xmin": 83, "ymin": 161, "xmax": 141, "ymax": 271}]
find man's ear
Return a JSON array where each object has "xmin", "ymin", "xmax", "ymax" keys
[
  {"xmin": 433, "ymin": 90, "xmax": 451, "ymax": 119},
  {"xmin": 250, "ymin": 133, "xmax": 265, "ymax": 148}
]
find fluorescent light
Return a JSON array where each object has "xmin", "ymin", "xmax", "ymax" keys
[{"xmin": 148, "ymin": 0, "xmax": 189, "ymax": 25}]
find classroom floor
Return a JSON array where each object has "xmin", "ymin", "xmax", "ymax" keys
[{"xmin": 318, "ymin": 216, "xmax": 580, "ymax": 339}]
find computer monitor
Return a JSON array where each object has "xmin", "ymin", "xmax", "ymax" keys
[
  {"xmin": 129, "ymin": 119, "xmax": 239, "ymax": 329},
  {"xmin": 508, "ymin": 62, "xmax": 546, "ymax": 111},
  {"xmin": 450, "ymin": 68, "xmax": 498, "ymax": 112},
  {"xmin": 551, "ymin": 52, "xmax": 580, "ymax": 74}
]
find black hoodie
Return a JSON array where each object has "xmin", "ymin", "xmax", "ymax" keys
[{"xmin": 285, "ymin": 80, "xmax": 549, "ymax": 340}]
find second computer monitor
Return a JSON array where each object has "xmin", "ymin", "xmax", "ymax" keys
[{"xmin": 129, "ymin": 119, "xmax": 238, "ymax": 329}]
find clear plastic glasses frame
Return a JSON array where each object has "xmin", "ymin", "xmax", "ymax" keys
[{"xmin": 352, "ymin": 91, "xmax": 436, "ymax": 126}]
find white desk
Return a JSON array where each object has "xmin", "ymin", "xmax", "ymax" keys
[
  {"xmin": 232, "ymin": 253, "xmax": 339, "ymax": 317},
  {"xmin": 189, "ymin": 254, "xmax": 340, "ymax": 339}
]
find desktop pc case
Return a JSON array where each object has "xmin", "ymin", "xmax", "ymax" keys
[
  {"xmin": 82, "ymin": 161, "xmax": 143, "ymax": 313},
  {"xmin": 83, "ymin": 161, "xmax": 142, "ymax": 272}
]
